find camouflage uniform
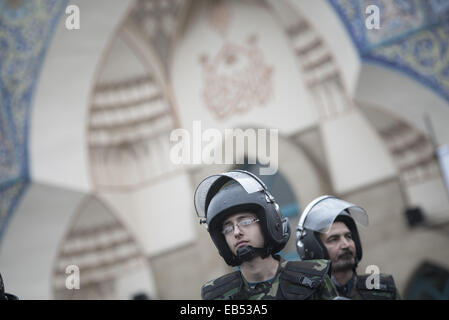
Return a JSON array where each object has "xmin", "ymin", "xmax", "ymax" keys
[
  {"xmin": 332, "ymin": 273, "xmax": 401, "ymax": 300},
  {"xmin": 202, "ymin": 258, "xmax": 338, "ymax": 300}
]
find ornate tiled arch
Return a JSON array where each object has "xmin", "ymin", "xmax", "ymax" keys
[
  {"xmin": 357, "ymin": 100, "xmax": 440, "ymax": 186},
  {"xmin": 267, "ymin": 0, "xmax": 356, "ymax": 122},
  {"xmin": 51, "ymin": 195, "xmax": 151, "ymax": 299},
  {"xmin": 87, "ymin": 0, "xmax": 190, "ymax": 190},
  {"xmin": 2, "ymin": 0, "xmax": 449, "ymax": 240}
]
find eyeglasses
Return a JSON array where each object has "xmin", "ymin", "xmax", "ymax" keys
[{"xmin": 222, "ymin": 218, "xmax": 260, "ymax": 235}]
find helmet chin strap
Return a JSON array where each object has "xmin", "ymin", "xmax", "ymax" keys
[{"xmin": 235, "ymin": 245, "xmax": 269, "ymax": 264}]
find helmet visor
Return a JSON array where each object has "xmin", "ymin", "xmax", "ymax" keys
[
  {"xmin": 298, "ymin": 196, "xmax": 369, "ymax": 234},
  {"xmin": 194, "ymin": 170, "xmax": 266, "ymax": 219}
]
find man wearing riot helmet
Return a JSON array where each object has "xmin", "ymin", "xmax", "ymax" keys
[
  {"xmin": 194, "ymin": 170, "xmax": 339, "ymax": 300},
  {"xmin": 296, "ymin": 195, "xmax": 400, "ymax": 300}
]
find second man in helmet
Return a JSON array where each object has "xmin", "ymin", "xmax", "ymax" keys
[{"xmin": 296, "ymin": 195, "xmax": 401, "ymax": 300}]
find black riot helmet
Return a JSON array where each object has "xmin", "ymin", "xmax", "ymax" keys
[
  {"xmin": 296, "ymin": 195, "xmax": 368, "ymax": 267},
  {"xmin": 194, "ymin": 170, "xmax": 290, "ymax": 266},
  {"xmin": 0, "ymin": 272, "xmax": 18, "ymax": 300}
]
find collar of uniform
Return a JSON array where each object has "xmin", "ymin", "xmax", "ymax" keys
[
  {"xmin": 241, "ymin": 254, "xmax": 282, "ymax": 290},
  {"xmin": 331, "ymin": 273, "xmax": 356, "ymax": 297}
]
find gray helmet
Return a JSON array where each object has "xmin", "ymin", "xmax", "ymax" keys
[
  {"xmin": 194, "ymin": 170, "xmax": 290, "ymax": 266},
  {"xmin": 296, "ymin": 195, "xmax": 368, "ymax": 266}
]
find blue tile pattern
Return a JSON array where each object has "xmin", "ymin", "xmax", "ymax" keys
[
  {"xmin": 0, "ymin": 0, "xmax": 67, "ymax": 243},
  {"xmin": 328, "ymin": 0, "xmax": 449, "ymax": 103}
]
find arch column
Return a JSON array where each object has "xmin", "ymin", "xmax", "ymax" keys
[{"xmin": 31, "ymin": 0, "xmax": 135, "ymax": 191}]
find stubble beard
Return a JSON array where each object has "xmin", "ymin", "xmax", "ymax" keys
[{"xmin": 332, "ymin": 251, "xmax": 356, "ymax": 272}]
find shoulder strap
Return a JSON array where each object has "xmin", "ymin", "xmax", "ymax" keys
[
  {"xmin": 356, "ymin": 274, "xmax": 397, "ymax": 300},
  {"xmin": 201, "ymin": 271, "xmax": 242, "ymax": 300},
  {"xmin": 278, "ymin": 259, "xmax": 331, "ymax": 300}
]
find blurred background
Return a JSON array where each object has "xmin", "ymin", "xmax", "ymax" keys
[{"xmin": 1, "ymin": 0, "xmax": 449, "ymax": 299}]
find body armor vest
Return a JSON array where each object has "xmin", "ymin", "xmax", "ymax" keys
[
  {"xmin": 201, "ymin": 259, "xmax": 331, "ymax": 300},
  {"xmin": 355, "ymin": 274, "xmax": 398, "ymax": 300}
]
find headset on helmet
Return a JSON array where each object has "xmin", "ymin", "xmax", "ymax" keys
[
  {"xmin": 296, "ymin": 195, "xmax": 368, "ymax": 267},
  {"xmin": 194, "ymin": 170, "xmax": 290, "ymax": 266}
]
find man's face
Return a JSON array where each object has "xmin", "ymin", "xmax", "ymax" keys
[
  {"xmin": 319, "ymin": 221, "xmax": 356, "ymax": 272},
  {"xmin": 222, "ymin": 212, "xmax": 264, "ymax": 256}
]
